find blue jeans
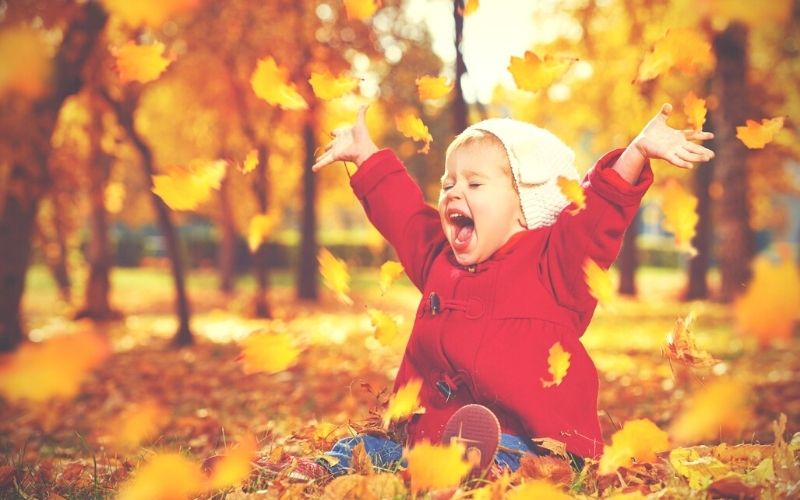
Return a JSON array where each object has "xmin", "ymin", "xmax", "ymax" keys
[{"xmin": 321, "ymin": 433, "xmax": 538, "ymax": 476}]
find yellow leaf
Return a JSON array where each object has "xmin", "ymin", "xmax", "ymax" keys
[
  {"xmin": 395, "ymin": 111, "xmax": 432, "ymax": 154},
  {"xmin": 669, "ymin": 377, "xmax": 751, "ymax": 445},
  {"xmin": 404, "ymin": 440, "xmax": 471, "ymax": 493},
  {"xmin": 0, "ymin": 332, "xmax": 109, "ymax": 402},
  {"xmin": 416, "ymin": 75, "xmax": 453, "ymax": 101},
  {"xmin": 556, "ymin": 176, "xmax": 585, "ymax": 215},
  {"xmin": 106, "ymin": 401, "xmax": 168, "ymax": 451},
  {"xmin": 664, "ymin": 310, "xmax": 720, "ymax": 368},
  {"xmin": 683, "ymin": 92, "xmax": 707, "ymax": 131},
  {"xmin": 541, "ymin": 341, "xmax": 570, "ymax": 388},
  {"xmin": 736, "ymin": 117, "xmax": 785, "ymax": 149},
  {"xmin": 635, "ymin": 28, "xmax": 713, "ymax": 83},
  {"xmin": 343, "ymin": 0, "xmax": 379, "ymax": 20},
  {"xmin": 318, "ymin": 248, "xmax": 353, "ymax": 305},
  {"xmin": 734, "ymin": 245, "xmax": 800, "ymax": 345},
  {"xmin": 383, "ymin": 378, "xmax": 424, "ymax": 427},
  {"xmin": 115, "ymin": 41, "xmax": 173, "ymax": 84},
  {"xmin": 661, "ymin": 179, "xmax": 698, "ymax": 256},
  {"xmin": 368, "ymin": 308, "xmax": 399, "ymax": 345},
  {"xmin": 599, "ymin": 419, "xmax": 670, "ymax": 475},
  {"xmin": 462, "ymin": 0, "xmax": 480, "ymax": 16},
  {"xmin": 321, "ymin": 473, "xmax": 407, "ymax": 499},
  {"xmin": 102, "ymin": 0, "xmax": 199, "ymax": 28},
  {"xmin": 309, "ymin": 70, "xmax": 360, "ymax": 100},
  {"xmin": 118, "ymin": 453, "xmax": 204, "ymax": 500},
  {"xmin": 250, "ymin": 57, "xmax": 308, "ymax": 110},
  {"xmin": 583, "ymin": 258, "xmax": 615, "ymax": 307},
  {"xmin": 247, "ymin": 213, "xmax": 279, "ymax": 252},
  {"xmin": 508, "ymin": 51, "xmax": 575, "ymax": 93},
  {"xmin": 151, "ymin": 159, "xmax": 226, "ymax": 211},
  {"xmin": 379, "ymin": 260, "xmax": 404, "ymax": 294},
  {"xmin": 208, "ymin": 435, "xmax": 257, "ymax": 490},
  {"xmin": 239, "ymin": 331, "xmax": 301, "ymax": 375},
  {"xmin": 669, "ymin": 447, "xmax": 731, "ymax": 490},
  {"xmin": 507, "ymin": 480, "xmax": 573, "ymax": 500},
  {"xmin": 0, "ymin": 26, "xmax": 51, "ymax": 99},
  {"xmin": 240, "ymin": 148, "xmax": 258, "ymax": 174},
  {"xmin": 104, "ymin": 182, "xmax": 126, "ymax": 214}
]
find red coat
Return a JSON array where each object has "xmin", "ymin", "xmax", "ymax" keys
[{"xmin": 350, "ymin": 148, "xmax": 653, "ymax": 458}]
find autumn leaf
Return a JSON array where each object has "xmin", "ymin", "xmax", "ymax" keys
[
  {"xmin": 517, "ymin": 454, "xmax": 575, "ymax": 486},
  {"xmin": 322, "ymin": 474, "xmax": 407, "ymax": 499},
  {"xmin": 247, "ymin": 213, "xmax": 279, "ymax": 252},
  {"xmin": 669, "ymin": 377, "xmax": 751, "ymax": 445},
  {"xmin": 541, "ymin": 341, "xmax": 570, "ymax": 388},
  {"xmin": 0, "ymin": 26, "xmax": 51, "ymax": 98},
  {"xmin": 661, "ymin": 179, "xmax": 699, "ymax": 256},
  {"xmin": 683, "ymin": 92, "xmax": 707, "ymax": 131},
  {"xmin": 383, "ymin": 378, "xmax": 424, "ymax": 427},
  {"xmin": 343, "ymin": 0, "xmax": 379, "ymax": 20},
  {"xmin": 309, "ymin": 70, "xmax": 360, "ymax": 100},
  {"xmin": 669, "ymin": 447, "xmax": 732, "ymax": 490},
  {"xmin": 239, "ymin": 331, "xmax": 301, "ymax": 375},
  {"xmin": 395, "ymin": 111, "xmax": 432, "ymax": 154},
  {"xmin": 207, "ymin": 435, "xmax": 257, "ymax": 489},
  {"xmin": 319, "ymin": 248, "xmax": 353, "ymax": 305},
  {"xmin": 471, "ymin": 471, "xmax": 513, "ymax": 500},
  {"xmin": 104, "ymin": 181, "xmax": 126, "ymax": 214},
  {"xmin": 0, "ymin": 332, "xmax": 109, "ymax": 402},
  {"xmin": 240, "ymin": 148, "xmax": 258, "ymax": 174},
  {"xmin": 416, "ymin": 75, "xmax": 453, "ymax": 101},
  {"xmin": 598, "ymin": 419, "xmax": 670, "ymax": 475},
  {"xmin": 736, "ymin": 117, "xmax": 785, "ymax": 149},
  {"xmin": 664, "ymin": 310, "xmax": 720, "ymax": 368},
  {"xmin": 507, "ymin": 480, "xmax": 573, "ymax": 500},
  {"xmin": 105, "ymin": 401, "xmax": 168, "ymax": 451},
  {"xmin": 379, "ymin": 260, "xmax": 405, "ymax": 294},
  {"xmin": 117, "ymin": 453, "xmax": 204, "ymax": 500},
  {"xmin": 583, "ymin": 257, "xmax": 615, "ymax": 307},
  {"xmin": 461, "ymin": 0, "xmax": 479, "ymax": 16},
  {"xmin": 250, "ymin": 56, "xmax": 308, "ymax": 110},
  {"xmin": 115, "ymin": 41, "xmax": 174, "ymax": 84},
  {"xmin": 368, "ymin": 309, "xmax": 399, "ymax": 345},
  {"xmin": 508, "ymin": 51, "xmax": 575, "ymax": 93},
  {"xmin": 102, "ymin": 0, "xmax": 199, "ymax": 28},
  {"xmin": 152, "ymin": 159, "xmax": 226, "ymax": 211},
  {"xmin": 635, "ymin": 28, "xmax": 713, "ymax": 83},
  {"xmin": 734, "ymin": 245, "xmax": 800, "ymax": 345},
  {"xmin": 404, "ymin": 440, "xmax": 471, "ymax": 493},
  {"xmin": 556, "ymin": 176, "xmax": 585, "ymax": 214}
]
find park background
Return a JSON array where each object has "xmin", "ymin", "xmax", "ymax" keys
[{"xmin": 1, "ymin": 0, "xmax": 799, "ymax": 498}]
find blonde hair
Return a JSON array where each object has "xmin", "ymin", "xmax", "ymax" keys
[{"xmin": 445, "ymin": 129, "xmax": 512, "ymax": 176}]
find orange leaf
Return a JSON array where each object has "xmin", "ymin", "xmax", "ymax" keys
[
  {"xmin": 250, "ymin": 57, "xmax": 308, "ymax": 110},
  {"xmin": 669, "ymin": 377, "xmax": 751, "ymax": 445},
  {"xmin": 598, "ymin": 419, "xmax": 670, "ymax": 475},
  {"xmin": 635, "ymin": 28, "xmax": 713, "ymax": 83},
  {"xmin": 151, "ymin": 159, "xmax": 226, "ymax": 211},
  {"xmin": 661, "ymin": 179, "xmax": 698, "ymax": 256},
  {"xmin": 309, "ymin": 70, "xmax": 360, "ymax": 100},
  {"xmin": 507, "ymin": 480, "xmax": 573, "ymax": 500},
  {"xmin": 118, "ymin": 453, "xmax": 204, "ymax": 500},
  {"xmin": 541, "ymin": 341, "xmax": 570, "ymax": 388},
  {"xmin": 115, "ymin": 41, "xmax": 173, "ymax": 84},
  {"xmin": 0, "ymin": 26, "xmax": 51, "ymax": 99},
  {"xmin": 208, "ymin": 435, "xmax": 257, "ymax": 490},
  {"xmin": 368, "ymin": 309, "xmax": 400, "ymax": 345},
  {"xmin": 239, "ymin": 331, "xmax": 301, "ymax": 375},
  {"xmin": 343, "ymin": 0, "xmax": 379, "ymax": 20},
  {"xmin": 318, "ymin": 248, "xmax": 353, "ymax": 305},
  {"xmin": 736, "ymin": 117, "xmax": 785, "ymax": 149},
  {"xmin": 383, "ymin": 378, "xmax": 424, "ymax": 427},
  {"xmin": 379, "ymin": 260, "xmax": 404, "ymax": 294},
  {"xmin": 664, "ymin": 310, "xmax": 720, "ymax": 368},
  {"xmin": 416, "ymin": 75, "xmax": 453, "ymax": 101},
  {"xmin": 556, "ymin": 176, "xmax": 585, "ymax": 214},
  {"xmin": 395, "ymin": 111, "xmax": 432, "ymax": 154},
  {"xmin": 106, "ymin": 401, "xmax": 168, "ymax": 451},
  {"xmin": 461, "ymin": 0, "xmax": 479, "ymax": 16},
  {"xmin": 240, "ymin": 148, "xmax": 258, "ymax": 174},
  {"xmin": 683, "ymin": 92, "xmax": 707, "ymax": 131},
  {"xmin": 508, "ymin": 51, "xmax": 575, "ymax": 93},
  {"xmin": 247, "ymin": 213, "xmax": 279, "ymax": 252},
  {"xmin": 104, "ymin": 182, "xmax": 126, "ymax": 214},
  {"xmin": 404, "ymin": 440, "xmax": 471, "ymax": 493},
  {"xmin": 583, "ymin": 258, "xmax": 615, "ymax": 307}
]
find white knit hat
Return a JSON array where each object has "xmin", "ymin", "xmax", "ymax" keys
[{"xmin": 464, "ymin": 118, "xmax": 580, "ymax": 230}]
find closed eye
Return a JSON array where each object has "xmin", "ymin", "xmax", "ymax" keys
[{"xmin": 469, "ymin": 183, "xmax": 482, "ymax": 188}]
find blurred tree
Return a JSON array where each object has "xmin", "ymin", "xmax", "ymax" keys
[{"xmin": 453, "ymin": 0, "xmax": 468, "ymax": 135}]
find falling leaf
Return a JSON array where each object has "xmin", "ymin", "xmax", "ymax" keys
[
  {"xmin": 115, "ymin": 41, "xmax": 174, "ymax": 84},
  {"xmin": 683, "ymin": 92, "xmax": 707, "ymax": 131},
  {"xmin": 395, "ymin": 111, "xmax": 432, "ymax": 154},
  {"xmin": 736, "ymin": 117, "xmax": 785, "ymax": 149},
  {"xmin": 104, "ymin": 182, "xmax": 126, "ymax": 214},
  {"xmin": 343, "ymin": 0, "xmax": 379, "ymax": 20},
  {"xmin": 367, "ymin": 309, "xmax": 399, "ymax": 345},
  {"xmin": 556, "ymin": 176, "xmax": 585, "ymax": 215},
  {"xmin": 379, "ymin": 260, "xmax": 404, "ymax": 294},
  {"xmin": 106, "ymin": 401, "xmax": 168, "ymax": 451},
  {"xmin": 152, "ymin": 159, "xmax": 226, "ymax": 211},
  {"xmin": 404, "ymin": 440, "xmax": 471, "ymax": 493},
  {"xmin": 734, "ymin": 245, "xmax": 800, "ymax": 345},
  {"xmin": 247, "ymin": 213, "xmax": 279, "ymax": 252},
  {"xmin": 669, "ymin": 377, "xmax": 751, "ymax": 445},
  {"xmin": 117, "ymin": 453, "xmax": 204, "ymax": 500},
  {"xmin": 0, "ymin": 26, "xmax": 51, "ymax": 98},
  {"xmin": 383, "ymin": 378, "xmax": 424, "ymax": 427},
  {"xmin": 102, "ymin": 0, "xmax": 199, "ymax": 28},
  {"xmin": 0, "ymin": 332, "xmax": 109, "ymax": 402},
  {"xmin": 635, "ymin": 28, "xmax": 713, "ymax": 83},
  {"xmin": 508, "ymin": 51, "xmax": 575, "ymax": 93},
  {"xmin": 250, "ymin": 56, "xmax": 308, "ymax": 110},
  {"xmin": 318, "ymin": 248, "xmax": 353, "ymax": 305},
  {"xmin": 416, "ymin": 75, "xmax": 453, "ymax": 101},
  {"xmin": 664, "ymin": 310, "xmax": 720, "ymax": 368},
  {"xmin": 583, "ymin": 257, "xmax": 615, "ymax": 307},
  {"xmin": 507, "ymin": 480, "xmax": 573, "ymax": 500},
  {"xmin": 208, "ymin": 435, "xmax": 257, "ymax": 489},
  {"xmin": 239, "ymin": 331, "xmax": 301, "ymax": 375},
  {"xmin": 461, "ymin": 0, "xmax": 480, "ymax": 16},
  {"xmin": 598, "ymin": 419, "xmax": 670, "ymax": 475},
  {"xmin": 541, "ymin": 341, "xmax": 570, "ymax": 388},
  {"xmin": 309, "ymin": 70, "xmax": 360, "ymax": 100},
  {"xmin": 661, "ymin": 179, "xmax": 698, "ymax": 256},
  {"xmin": 240, "ymin": 148, "xmax": 258, "ymax": 174}
]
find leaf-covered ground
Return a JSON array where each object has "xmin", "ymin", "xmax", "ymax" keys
[{"xmin": 1, "ymin": 266, "xmax": 798, "ymax": 498}]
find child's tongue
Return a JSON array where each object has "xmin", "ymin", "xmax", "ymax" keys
[{"xmin": 453, "ymin": 223, "xmax": 474, "ymax": 250}]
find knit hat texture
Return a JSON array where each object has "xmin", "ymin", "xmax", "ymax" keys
[{"xmin": 464, "ymin": 118, "xmax": 580, "ymax": 230}]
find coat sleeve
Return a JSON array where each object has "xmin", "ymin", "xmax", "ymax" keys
[
  {"xmin": 541, "ymin": 148, "xmax": 653, "ymax": 315},
  {"xmin": 350, "ymin": 149, "xmax": 448, "ymax": 291}
]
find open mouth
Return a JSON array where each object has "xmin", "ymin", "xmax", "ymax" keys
[{"xmin": 447, "ymin": 209, "xmax": 475, "ymax": 251}]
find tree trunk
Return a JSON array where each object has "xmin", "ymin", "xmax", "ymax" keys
[
  {"xmin": 297, "ymin": 117, "xmax": 318, "ymax": 300},
  {"xmin": 0, "ymin": 3, "xmax": 107, "ymax": 352},
  {"xmin": 711, "ymin": 23, "xmax": 755, "ymax": 302},
  {"xmin": 684, "ymin": 120, "xmax": 715, "ymax": 301},
  {"xmin": 617, "ymin": 212, "xmax": 640, "ymax": 296},
  {"xmin": 217, "ymin": 173, "xmax": 236, "ymax": 294},
  {"xmin": 47, "ymin": 200, "xmax": 72, "ymax": 303},
  {"xmin": 251, "ymin": 144, "xmax": 272, "ymax": 317},
  {"xmin": 453, "ymin": 0, "xmax": 469, "ymax": 133}
]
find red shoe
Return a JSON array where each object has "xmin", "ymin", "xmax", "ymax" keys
[{"xmin": 441, "ymin": 404, "xmax": 501, "ymax": 475}]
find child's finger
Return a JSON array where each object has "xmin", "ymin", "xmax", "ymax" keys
[
  {"xmin": 659, "ymin": 102, "xmax": 673, "ymax": 119},
  {"xmin": 684, "ymin": 142, "xmax": 714, "ymax": 159},
  {"xmin": 312, "ymin": 151, "xmax": 334, "ymax": 172},
  {"xmin": 684, "ymin": 129, "xmax": 714, "ymax": 142},
  {"xmin": 356, "ymin": 104, "xmax": 369, "ymax": 127}
]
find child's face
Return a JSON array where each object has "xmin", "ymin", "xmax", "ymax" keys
[{"xmin": 438, "ymin": 140, "xmax": 526, "ymax": 266}]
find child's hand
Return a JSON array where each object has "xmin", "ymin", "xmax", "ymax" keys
[
  {"xmin": 312, "ymin": 105, "xmax": 378, "ymax": 172},
  {"xmin": 632, "ymin": 103, "xmax": 714, "ymax": 169}
]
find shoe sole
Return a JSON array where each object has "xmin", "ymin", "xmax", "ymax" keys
[{"xmin": 441, "ymin": 404, "xmax": 501, "ymax": 473}]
